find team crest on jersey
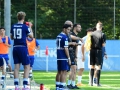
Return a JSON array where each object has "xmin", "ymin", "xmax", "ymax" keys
[{"xmin": 65, "ymin": 41, "xmax": 68, "ymax": 45}]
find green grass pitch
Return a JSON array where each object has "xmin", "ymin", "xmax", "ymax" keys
[{"xmin": 33, "ymin": 71, "xmax": 120, "ymax": 90}]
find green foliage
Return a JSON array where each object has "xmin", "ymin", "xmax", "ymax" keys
[{"xmin": 0, "ymin": 0, "xmax": 120, "ymax": 39}]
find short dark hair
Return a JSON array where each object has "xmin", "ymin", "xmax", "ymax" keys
[
  {"xmin": 73, "ymin": 23, "xmax": 80, "ymax": 29},
  {"xmin": 92, "ymin": 27, "xmax": 96, "ymax": 31},
  {"xmin": 0, "ymin": 27, "xmax": 5, "ymax": 30},
  {"xmin": 63, "ymin": 24, "xmax": 71, "ymax": 29},
  {"xmin": 86, "ymin": 28, "xmax": 93, "ymax": 32}
]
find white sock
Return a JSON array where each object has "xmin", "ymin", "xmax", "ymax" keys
[
  {"xmin": 56, "ymin": 82, "xmax": 60, "ymax": 85},
  {"xmin": 67, "ymin": 80, "xmax": 72, "ymax": 85},
  {"xmin": 14, "ymin": 78, "xmax": 19, "ymax": 82},
  {"xmin": 61, "ymin": 82, "xmax": 66, "ymax": 86},
  {"xmin": 24, "ymin": 85, "xmax": 27, "ymax": 88},
  {"xmin": 72, "ymin": 81, "xmax": 75, "ymax": 86},
  {"xmin": 78, "ymin": 76, "xmax": 82, "ymax": 83},
  {"xmin": 29, "ymin": 74, "xmax": 32, "ymax": 77},
  {"xmin": 29, "ymin": 70, "xmax": 32, "ymax": 76},
  {"xmin": 29, "ymin": 69, "xmax": 32, "ymax": 73}
]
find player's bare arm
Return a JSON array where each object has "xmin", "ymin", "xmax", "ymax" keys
[
  {"xmin": 70, "ymin": 35, "xmax": 83, "ymax": 42},
  {"xmin": 4, "ymin": 42, "xmax": 11, "ymax": 47},
  {"xmin": 69, "ymin": 42, "xmax": 77, "ymax": 46},
  {"xmin": 64, "ymin": 47, "xmax": 71, "ymax": 65},
  {"xmin": 36, "ymin": 45, "xmax": 40, "ymax": 50},
  {"xmin": 75, "ymin": 46, "xmax": 78, "ymax": 62},
  {"xmin": 81, "ymin": 44, "xmax": 85, "ymax": 61}
]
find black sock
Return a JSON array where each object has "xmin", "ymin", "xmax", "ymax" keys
[
  {"xmin": 90, "ymin": 69, "xmax": 94, "ymax": 85},
  {"xmin": 97, "ymin": 70, "xmax": 101, "ymax": 85}
]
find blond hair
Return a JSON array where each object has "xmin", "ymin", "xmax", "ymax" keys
[
  {"xmin": 84, "ymin": 33, "xmax": 91, "ymax": 52},
  {"xmin": 96, "ymin": 21, "xmax": 103, "ymax": 29},
  {"xmin": 17, "ymin": 11, "xmax": 26, "ymax": 21}
]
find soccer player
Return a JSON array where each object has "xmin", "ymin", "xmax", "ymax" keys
[
  {"xmin": 90, "ymin": 21, "xmax": 106, "ymax": 86},
  {"xmin": 77, "ymin": 28, "xmax": 93, "ymax": 86},
  {"xmin": 26, "ymin": 35, "xmax": 40, "ymax": 78},
  {"xmin": 67, "ymin": 24, "xmax": 81, "ymax": 89},
  {"xmin": 0, "ymin": 27, "xmax": 13, "ymax": 77},
  {"xmin": 0, "ymin": 27, "xmax": 13, "ymax": 88},
  {"xmin": 10, "ymin": 11, "xmax": 33, "ymax": 90},
  {"xmin": 92, "ymin": 28, "xmax": 107, "ymax": 85},
  {"xmin": 25, "ymin": 21, "xmax": 40, "ymax": 78},
  {"xmin": 55, "ymin": 24, "xmax": 71, "ymax": 90}
]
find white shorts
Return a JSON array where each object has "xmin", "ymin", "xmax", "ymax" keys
[
  {"xmin": 77, "ymin": 57, "xmax": 84, "ymax": 69},
  {"xmin": 87, "ymin": 52, "xmax": 91, "ymax": 69}
]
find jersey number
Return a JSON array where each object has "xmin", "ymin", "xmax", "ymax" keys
[
  {"xmin": 57, "ymin": 38, "xmax": 61, "ymax": 49},
  {"xmin": 13, "ymin": 28, "xmax": 22, "ymax": 39}
]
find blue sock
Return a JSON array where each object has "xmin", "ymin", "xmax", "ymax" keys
[
  {"xmin": 59, "ymin": 84, "xmax": 63, "ymax": 90},
  {"xmin": 1, "ymin": 75, "xmax": 5, "ymax": 80},
  {"xmin": 56, "ymin": 84, "xmax": 59, "ymax": 87},
  {"xmin": 23, "ymin": 78, "xmax": 28, "ymax": 88},
  {"xmin": 94, "ymin": 78, "xmax": 96, "ymax": 83},
  {"xmin": 56, "ymin": 82, "xmax": 60, "ymax": 90},
  {"xmin": 23, "ymin": 81, "xmax": 28, "ymax": 85},
  {"xmin": 56, "ymin": 84, "xmax": 59, "ymax": 90},
  {"xmin": 14, "ymin": 81, "xmax": 18, "ymax": 85}
]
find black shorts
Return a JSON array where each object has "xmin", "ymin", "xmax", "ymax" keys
[
  {"xmin": 90, "ymin": 49, "xmax": 102, "ymax": 66},
  {"xmin": 69, "ymin": 52, "xmax": 76, "ymax": 65}
]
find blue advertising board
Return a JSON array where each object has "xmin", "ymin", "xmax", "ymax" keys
[{"xmin": 10, "ymin": 40, "xmax": 120, "ymax": 71}]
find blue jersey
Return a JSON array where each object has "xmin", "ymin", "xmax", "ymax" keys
[
  {"xmin": 102, "ymin": 47, "xmax": 106, "ymax": 57},
  {"xmin": 56, "ymin": 32, "xmax": 68, "ymax": 60},
  {"xmin": 10, "ymin": 23, "xmax": 31, "ymax": 46}
]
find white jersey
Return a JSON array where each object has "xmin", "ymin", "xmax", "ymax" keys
[
  {"xmin": 77, "ymin": 36, "xmax": 87, "ymax": 58},
  {"xmin": 77, "ymin": 41, "xmax": 83, "ymax": 58}
]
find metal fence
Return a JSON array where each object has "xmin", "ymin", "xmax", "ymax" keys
[{"xmin": 0, "ymin": 0, "xmax": 119, "ymax": 39}]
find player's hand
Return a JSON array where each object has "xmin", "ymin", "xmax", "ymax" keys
[
  {"xmin": 82, "ymin": 56, "xmax": 85, "ymax": 62},
  {"xmin": 4, "ymin": 42, "xmax": 8, "ymax": 46},
  {"xmin": 104, "ymin": 55, "xmax": 107, "ymax": 59},
  {"xmin": 68, "ymin": 59, "xmax": 71, "ymax": 65},
  {"xmin": 72, "ymin": 42, "xmax": 77, "ymax": 46},
  {"xmin": 32, "ymin": 49, "xmax": 37, "ymax": 52},
  {"xmin": 28, "ymin": 22, "xmax": 33, "ymax": 28},
  {"xmin": 74, "ymin": 58, "xmax": 77, "ymax": 62},
  {"xmin": 79, "ymin": 38, "xmax": 83, "ymax": 43}
]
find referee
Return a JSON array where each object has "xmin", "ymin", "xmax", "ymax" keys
[{"xmin": 90, "ymin": 21, "xmax": 106, "ymax": 86}]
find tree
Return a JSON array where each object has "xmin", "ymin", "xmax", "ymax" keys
[{"xmin": 1, "ymin": 0, "xmax": 120, "ymax": 39}]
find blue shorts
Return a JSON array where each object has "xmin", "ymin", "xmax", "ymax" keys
[
  {"xmin": 3, "ymin": 54, "xmax": 9, "ymax": 65},
  {"xmin": 0, "ymin": 58, "xmax": 4, "ymax": 67},
  {"xmin": 0, "ymin": 54, "xmax": 9, "ymax": 66},
  {"xmin": 57, "ymin": 60, "xmax": 69, "ymax": 71},
  {"xmin": 29, "ymin": 56, "xmax": 34, "ymax": 67},
  {"xmin": 13, "ymin": 47, "xmax": 30, "ymax": 65},
  {"xmin": 4, "ymin": 58, "xmax": 9, "ymax": 65}
]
